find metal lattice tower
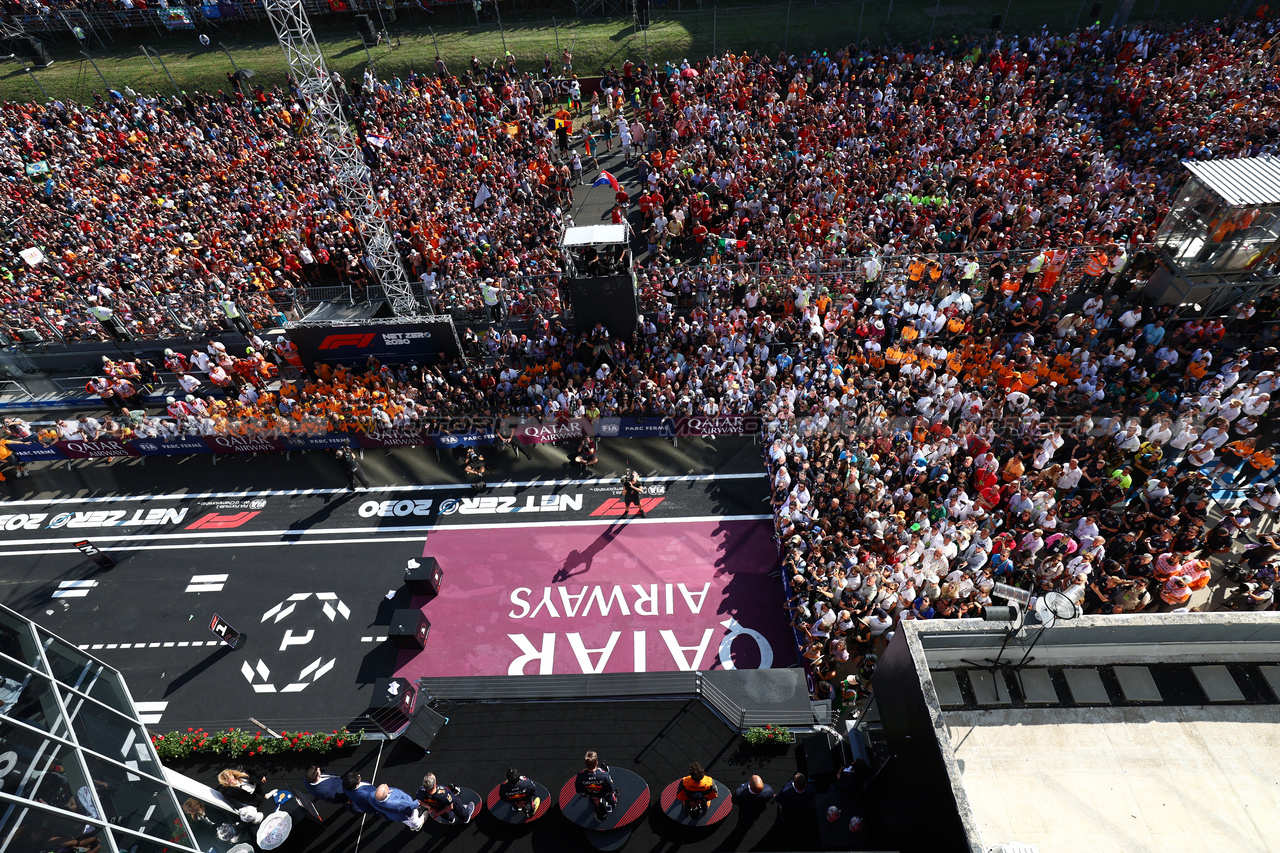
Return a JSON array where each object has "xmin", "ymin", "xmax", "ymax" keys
[{"xmin": 262, "ymin": 0, "xmax": 419, "ymax": 317}]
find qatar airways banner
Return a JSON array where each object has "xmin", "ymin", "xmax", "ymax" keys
[
  {"xmin": 18, "ymin": 416, "xmax": 763, "ymax": 462},
  {"xmin": 672, "ymin": 415, "xmax": 763, "ymax": 437},
  {"xmin": 392, "ymin": 518, "xmax": 795, "ymax": 678}
]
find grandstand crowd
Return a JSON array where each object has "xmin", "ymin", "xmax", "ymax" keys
[{"xmin": 4, "ymin": 13, "xmax": 1280, "ymax": 687}]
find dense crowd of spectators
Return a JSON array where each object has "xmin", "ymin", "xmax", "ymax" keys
[
  {"xmin": 6, "ymin": 15, "xmax": 1280, "ymax": 346},
  {"xmin": 5, "ymin": 14, "xmax": 1280, "ymax": 694}
]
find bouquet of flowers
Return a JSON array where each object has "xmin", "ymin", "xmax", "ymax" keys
[{"xmin": 742, "ymin": 725, "xmax": 796, "ymax": 746}]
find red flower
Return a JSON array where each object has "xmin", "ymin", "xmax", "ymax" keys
[
  {"xmin": 187, "ymin": 728, "xmax": 193, "ymax": 732},
  {"xmin": 255, "ymin": 733, "xmax": 261, "ymax": 740},
  {"xmin": 221, "ymin": 737, "xmax": 228, "ymax": 743},
  {"xmin": 337, "ymin": 740, "xmax": 345, "ymax": 747}
]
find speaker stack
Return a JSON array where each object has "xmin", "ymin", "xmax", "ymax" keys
[
  {"xmin": 356, "ymin": 14, "xmax": 377, "ymax": 44},
  {"xmin": 367, "ymin": 558, "xmax": 449, "ymax": 749},
  {"xmin": 368, "ymin": 677, "xmax": 417, "ymax": 734},
  {"xmin": 388, "ymin": 609, "xmax": 430, "ymax": 649},
  {"xmin": 404, "ymin": 557, "xmax": 443, "ymax": 598}
]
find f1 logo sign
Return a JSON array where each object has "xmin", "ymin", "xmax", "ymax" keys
[
  {"xmin": 186, "ymin": 511, "xmax": 260, "ymax": 530},
  {"xmin": 318, "ymin": 334, "xmax": 375, "ymax": 350}
]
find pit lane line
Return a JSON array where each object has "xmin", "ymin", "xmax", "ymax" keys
[
  {"xmin": 0, "ymin": 514, "xmax": 773, "ymax": 556},
  {"xmin": 0, "ymin": 472, "xmax": 767, "ymax": 508}
]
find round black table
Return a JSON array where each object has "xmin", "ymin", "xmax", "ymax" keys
[
  {"xmin": 424, "ymin": 786, "xmax": 481, "ymax": 827},
  {"xmin": 659, "ymin": 779, "xmax": 733, "ymax": 827},
  {"xmin": 559, "ymin": 767, "xmax": 650, "ymax": 850},
  {"xmin": 485, "ymin": 780, "xmax": 552, "ymax": 824}
]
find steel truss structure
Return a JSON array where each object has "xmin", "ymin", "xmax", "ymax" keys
[{"xmin": 262, "ymin": 0, "xmax": 419, "ymax": 317}]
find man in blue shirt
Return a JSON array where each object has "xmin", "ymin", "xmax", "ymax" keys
[
  {"xmin": 342, "ymin": 771, "xmax": 377, "ymax": 815},
  {"xmin": 1142, "ymin": 321, "xmax": 1165, "ymax": 347},
  {"xmin": 776, "ymin": 773, "xmax": 816, "ymax": 823},
  {"xmin": 732, "ymin": 775, "xmax": 775, "ymax": 817},
  {"xmin": 303, "ymin": 765, "xmax": 348, "ymax": 805},
  {"xmin": 371, "ymin": 783, "xmax": 425, "ymax": 830}
]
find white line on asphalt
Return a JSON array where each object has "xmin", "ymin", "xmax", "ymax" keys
[
  {"xmin": 52, "ymin": 579, "xmax": 98, "ymax": 599},
  {"xmin": 0, "ymin": 515, "xmax": 771, "ymax": 556},
  {"xmin": 184, "ymin": 584, "xmax": 224, "ymax": 593},
  {"xmin": 0, "ymin": 535, "xmax": 434, "ymax": 556},
  {"xmin": 0, "ymin": 511, "xmax": 773, "ymax": 549},
  {"xmin": 0, "ymin": 472, "xmax": 765, "ymax": 507},
  {"xmin": 0, "ymin": 525, "xmax": 438, "ymax": 548}
]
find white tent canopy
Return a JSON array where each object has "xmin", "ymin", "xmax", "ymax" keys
[{"xmin": 561, "ymin": 224, "xmax": 629, "ymax": 247}]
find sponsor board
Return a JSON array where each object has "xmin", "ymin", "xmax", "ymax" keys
[
  {"xmin": 205, "ymin": 435, "xmax": 288, "ymax": 455},
  {"xmin": 358, "ymin": 499, "xmax": 434, "ymax": 518},
  {"xmin": 436, "ymin": 494, "xmax": 583, "ymax": 515},
  {"xmin": 45, "ymin": 508, "xmax": 189, "ymax": 530},
  {"xmin": 391, "ymin": 520, "xmax": 794, "ymax": 678},
  {"xmin": 288, "ymin": 319, "xmax": 461, "ymax": 367},
  {"xmin": 12, "ymin": 418, "xmax": 763, "ymax": 464},
  {"xmin": 195, "ymin": 499, "xmax": 269, "ymax": 511},
  {"xmin": 516, "ymin": 419, "xmax": 592, "ymax": 445},
  {"xmin": 672, "ymin": 416, "xmax": 762, "ymax": 437},
  {"xmin": 132, "ymin": 437, "xmax": 213, "ymax": 456},
  {"xmin": 429, "ymin": 431, "xmax": 497, "ymax": 449}
]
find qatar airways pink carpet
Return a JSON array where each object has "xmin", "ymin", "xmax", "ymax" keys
[{"xmin": 394, "ymin": 517, "xmax": 796, "ymax": 678}]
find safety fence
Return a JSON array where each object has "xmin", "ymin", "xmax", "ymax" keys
[{"xmin": 7, "ymin": 414, "xmax": 760, "ymax": 461}]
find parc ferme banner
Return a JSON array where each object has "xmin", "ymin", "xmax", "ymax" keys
[{"xmin": 11, "ymin": 417, "xmax": 762, "ymax": 461}]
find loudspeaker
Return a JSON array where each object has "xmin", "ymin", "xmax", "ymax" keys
[
  {"xmin": 990, "ymin": 14, "xmax": 1001, "ymax": 28},
  {"xmin": 799, "ymin": 732, "xmax": 836, "ymax": 785},
  {"xmin": 356, "ymin": 14, "xmax": 377, "ymax": 43},
  {"xmin": 565, "ymin": 274, "xmax": 639, "ymax": 338},
  {"xmin": 14, "ymin": 36, "xmax": 53, "ymax": 68},
  {"xmin": 368, "ymin": 677, "xmax": 416, "ymax": 734},
  {"xmin": 1089, "ymin": 1, "xmax": 1102, "ymax": 18},
  {"xmin": 388, "ymin": 609, "xmax": 430, "ymax": 650},
  {"xmin": 405, "ymin": 557, "xmax": 443, "ymax": 597},
  {"xmin": 400, "ymin": 705, "xmax": 448, "ymax": 751},
  {"xmin": 635, "ymin": 0, "xmax": 650, "ymax": 28}
]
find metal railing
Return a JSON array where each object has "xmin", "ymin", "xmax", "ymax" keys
[{"xmin": 696, "ymin": 672, "xmax": 815, "ymax": 728}]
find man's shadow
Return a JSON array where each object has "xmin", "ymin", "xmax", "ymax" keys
[{"xmin": 553, "ymin": 521, "xmax": 625, "ymax": 582}]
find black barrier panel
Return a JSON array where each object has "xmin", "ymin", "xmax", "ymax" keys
[{"xmin": 287, "ymin": 318, "xmax": 463, "ymax": 367}]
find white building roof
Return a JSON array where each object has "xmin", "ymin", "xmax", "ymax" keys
[{"xmin": 1184, "ymin": 156, "xmax": 1280, "ymax": 207}]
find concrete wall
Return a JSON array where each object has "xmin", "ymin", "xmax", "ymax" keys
[{"xmin": 914, "ymin": 613, "xmax": 1280, "ymax": 668}]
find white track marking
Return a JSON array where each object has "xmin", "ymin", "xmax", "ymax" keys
[
  {"xmin": 184, "ymin": 573, "xmax": 229, "ymax": 593},
  {"xmin": 133, "ymin": 701, "xmax": 168, "ymax": 725},
  {"xmin": 52, "ymin": 579, "xmax": 98, "ymax": 599},
  {"xmin": 0, "ymin": 472, "xmax": 765, "ymax": 507},
  {"xmin": 0, "ymin": 514, "xmax": 771, "ymax": 558}
]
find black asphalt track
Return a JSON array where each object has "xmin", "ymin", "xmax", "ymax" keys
[{"xmin": 0, "ymin": 437, "xmax": 774, "ymax": 732}]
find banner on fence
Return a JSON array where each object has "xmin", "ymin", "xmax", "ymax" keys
[
  {"xmin": 162, "ymin": 6, "xmax": 195, "ymax": 28},
  {"xmin": 13, "ymin": 416, "xmax": 760, "ymax": 462}
]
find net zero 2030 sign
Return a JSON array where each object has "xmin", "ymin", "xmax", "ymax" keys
[{"xmin": 240, "ymin": 593, "xmax": 351, "ymax": 693}]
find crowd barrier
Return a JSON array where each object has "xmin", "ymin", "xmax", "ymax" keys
[{"xmin": 8, "ymin": 414, "xmax": 761, "ymax": 461}]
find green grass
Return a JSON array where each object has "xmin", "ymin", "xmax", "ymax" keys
[{"xmin": 0, "ymin": 0, "xmax": 1218, "ymax": 103}]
